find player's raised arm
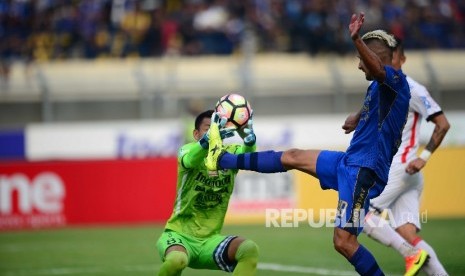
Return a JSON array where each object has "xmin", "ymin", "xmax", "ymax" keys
[{"xmin": 350, "ymin": 13, "xmax": 386, "ymax": 82}]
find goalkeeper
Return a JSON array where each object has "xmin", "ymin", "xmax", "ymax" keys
[{"xmin": 156, "ymin": 110, "xmax": 258, "ymax": 276}]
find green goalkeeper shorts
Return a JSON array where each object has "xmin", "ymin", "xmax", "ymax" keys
[{"xmin": 156, "ymin": 229, "xmax": 237, "ymax": 272}]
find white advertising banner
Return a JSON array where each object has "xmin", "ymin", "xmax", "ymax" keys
[
  {"xmin": 229, "ymin": 171, "xmax": 295, "ymax": 213},
  {"xmin": 251, "ymin": 114, "xmax": 352, "ymax": 151},
  {"xmin": 25, "ymin": 112, "xmax": 465, "ymax": 161},
  {"xmin": 26, "ymin": 120, "xmax": 183, "ymax": 161}
]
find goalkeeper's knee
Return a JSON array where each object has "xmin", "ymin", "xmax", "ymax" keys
[
  {"xmin": 235, "ymin": 239, "xmax": 259, "ymax": 264},
  {"xmin": 159, "ymin": 250, "xmax": 188, "ymax": 276}
]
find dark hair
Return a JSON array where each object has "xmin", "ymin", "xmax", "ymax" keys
[
  {"xmin": 394, "ymin": 37, "xmax": 404, "ymax": 56},
  {"xmin": 194, "ymin": 110, "xmax": 214, "ymax": 130}
]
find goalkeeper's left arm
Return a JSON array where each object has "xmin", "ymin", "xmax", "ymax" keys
[{"xmin": 178, "ymin": 143, "xmax": 207, "ymax": 169}]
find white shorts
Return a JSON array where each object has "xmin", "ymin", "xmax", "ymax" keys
[{"xmin": 370, "ymin": 162, "xmax": 424, "ymax": 230}]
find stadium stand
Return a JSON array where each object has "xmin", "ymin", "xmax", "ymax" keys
[
  {"xmin": 1, "ymin": 0, "xmax": 464, "ymax": 126},
  {"xmin": 1, "ymin": 51, "xmax": 465, "ymax": 127}
]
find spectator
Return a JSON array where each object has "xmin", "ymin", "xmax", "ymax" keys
[
  {"xmin": 0, "ymin": 0, "xmax": 463, "ymax": 66},
  {"xmin": 120, "ymin": 0, "xmax": 151, "ymax": 57}
]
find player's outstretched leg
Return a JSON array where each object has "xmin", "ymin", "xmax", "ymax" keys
[
  {"xmin": 205, "ymin": 117, "xmax": 223, "ymax": 171},
  {"xmin": 209, "ymin": 149, "xmax": 287, "ymax": 173},
  {"xmin": 158, "ymin": 250, "xmax": 188, "ymax": 276},
  {"xmin": 221, "ymin": 150, "xmax": 287, "ymax": 173},
  {"xmin": 363, "ymin": 213, "xmax": 429, "ymax": 276},
  {"xmin": 205, "ymin": 119, "xmax": 287, "ymax": 173},
  {"xmin": 233, "ymin": 240, "xmax": 259, "ymax": 276}
]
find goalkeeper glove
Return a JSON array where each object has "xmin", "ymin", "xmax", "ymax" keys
[
  {"xmin": 199, "ymin": 112, "xmax": 235, "ymax": 149},
  {"xmin": 238, "ymin": 118, "xmax": 256, "ymax": 146}
]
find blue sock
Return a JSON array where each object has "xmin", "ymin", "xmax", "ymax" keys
[
  {"xmin": 348, "ymin": 245, "xmax": 384, "ymax": 276},
  {"xmin": 219, "ymin": 151, "xmax": 287, "ymax": 173}
]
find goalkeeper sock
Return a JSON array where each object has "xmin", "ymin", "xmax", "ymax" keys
[
  {"xmin": 348, "ymin": 245, "xmax": 384, "ymax": 276},
  {"xmin": 414, "ymin": 239, "xmax": 448, "ymax": 275},
  {"xmin": 233, "ymin": 240, "xmax": 259, "ymax": 276},
  {"xmin": 219, "ymin": 151, "xmax": 287, "ymax": 173},
  {"xmin": 158, "ymin": 250, "xmax": 188, "ymax": 276},
  {"xmin": 364, "ymin": 214, "xmax": 417, "ymax": 257}
]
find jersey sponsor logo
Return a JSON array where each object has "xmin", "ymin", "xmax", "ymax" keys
[
  {"xmin": 193, "ymin": 172, "xmax": 232, "ymax": 209},
  {"xmin": 194, "ymin": 173, "xmax": 231, "ymax": 188},
  {"xmin": 420, "ymin": 96, "xmax": 431, "ymax": 109},
  {"xmin": 194, "ymin": 192, "xmax": 224, "ymax": 209}
]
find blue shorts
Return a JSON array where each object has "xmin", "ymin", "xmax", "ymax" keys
[{"xmin": 316, "ymin": 150, "xmax": 386, "ymax": 235}]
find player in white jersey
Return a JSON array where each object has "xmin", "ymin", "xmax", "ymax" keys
[{"xmin": 363, "ymin": 38, "xmax": 450, "ymax": 276}]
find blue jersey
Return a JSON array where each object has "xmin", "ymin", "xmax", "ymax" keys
[{"xmin": 345, "ymin": 66, "xmax": 410, "ymax": 183}]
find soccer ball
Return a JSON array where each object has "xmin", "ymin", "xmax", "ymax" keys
[{"xmin": 215, "ymin": 93, "xmax": 252, "ymax": 129}]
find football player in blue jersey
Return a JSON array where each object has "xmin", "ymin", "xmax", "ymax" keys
[{"xmin": 205, "ymin": 13, "xmax": 414, "ymax": 275}]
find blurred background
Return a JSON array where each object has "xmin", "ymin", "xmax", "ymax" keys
[
  {"xmin": 1, "ymin": 0, "xmax": 465, "ymax": 124},
  {"xmin": 1, "ymin": 0, "xmax": 465, "ymax": 275}
]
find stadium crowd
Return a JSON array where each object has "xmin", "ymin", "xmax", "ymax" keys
[{"xmin": 1, "ymin": 0, "xmax": 464, "ymax": 63}]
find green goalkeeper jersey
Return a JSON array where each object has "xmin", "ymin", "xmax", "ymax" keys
[{"xmin": 164, "ymin": 141, "xmax": 256, "ymax": 238}]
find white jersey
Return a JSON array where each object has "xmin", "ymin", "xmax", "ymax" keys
[{"xmin": 392, "ymin": 76, "xmax": 442, "ymax": 164}]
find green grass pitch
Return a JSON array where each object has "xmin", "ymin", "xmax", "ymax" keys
[{"xmin": 1, "ymin": 218, "xmax": 464, "ymax": 275}]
